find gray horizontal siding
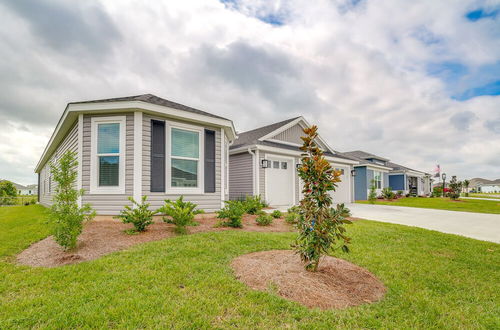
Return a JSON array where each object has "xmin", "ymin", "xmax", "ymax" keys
[
  {"xmin": 229, "ymin": 152, "xmax": 253, "ymax": 200},
  {"xmin": 81, "ymin": 113, "xmax": 134, "ymax": 214},
  {"xmin": 39, "ymin": 122, "xmax": 79, "ymax": 207},
  {"xmin": 142, "ymin": 114, "xmax": 222, "ymax": 212}
]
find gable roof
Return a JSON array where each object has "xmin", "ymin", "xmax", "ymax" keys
[
  {"xmin": 232, "ymin": 117, "xmax": 300, "ymax": 148},
  {"xmin": 70, "ymin": 94, "xmax": 229, "ymax": 120},
  {"xmin": 342, "ymin": 150, "xmax": 390, "ymax": 162}
]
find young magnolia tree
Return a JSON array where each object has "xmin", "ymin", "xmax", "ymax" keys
[
  {"xmin": 50, "ymin": 151, "xmax": 95, "ymax": 250},
  {"xmin": 293, "ymin": 126, "xmax": 351, "ymax": 272}
]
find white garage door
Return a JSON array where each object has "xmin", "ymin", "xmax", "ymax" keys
[
  {"xmin": 266, "ymin": 157, "xmax": 294, "ymax": 206},
  {"xmin": 329, "ymin": 165, "xmax": 351, "ymax": 204}
]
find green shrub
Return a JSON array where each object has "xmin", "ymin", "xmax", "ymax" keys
[
  {"xmin": 49, "ymin": 151, "xmax": 95, "ymax": 250},
  {"xmin": 216, "ymin": 200, "xmax": 246, "ymax": 228},
  {"xmin": 285, "ymin": 212, "xmax": 301, "ymax": 224},
  {"xmin": 382, "ymin": 187, "xmax": 395, "ymax": 200},
  {"xmin": 287, "ymin": 205, "xmax": 301, "ymax": 214},
  {"xmin": 448, "ymin": 176, "xmax": 462, "ymax": 200},
  {"xmin": 271, "ymin": 210, "xmax": 282, "ymax": 218},
  {"xmin": 157, "ymin": 196, "xmax": 204, "ymax": 234},
  {"xmin": 294, "ymin": 126, "xmax": 351, "ymax": 272},
  {"xmin": 242, "ymin": 195, "xmax": 267, "ymax": 214},
  {"xmin": 0, "ymin": 180, "xmax": 17, "ymax": 205},
  {"xmin": 368, "ymin": 179, "xmax": 377, "ymax": 203},
  {"xmin": 396, "ymin": 190, "xmax": 403, "ymax": 197},
  {"xmin": 256, "ymin": 213, "xmax": 273, "ymax": 226},
  {"xmin": 115, "ymin": 196, "xmax": 155, "ymax": 233}
]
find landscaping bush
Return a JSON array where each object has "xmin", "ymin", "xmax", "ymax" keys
[
  {"xmin": 255, "ymin": 213, "xmax": 273, "ymax": 226},
  {"xmin": 285, "ymin": 212, "xmax": 301, "ymax": 224},
  {"xmin": 115, "ymin": 196, "xmax": 155, "ymax": 233},
  {"xmin": 216, "ymin": 200, "xmax": 246, "ymax": 228},
  {"xmin": 270, "ymin": 210, "xmax": 282, "ymax": 218},
  {"xmin": 368, "ymin": 179, "xmax": 377, "ymax": 203},
  {"xmin": 396, "ymin": 190, "xmax": 403, "ymax": 198},
  {"xmin": 294, "ymin": 125, "xmax": 351, "ymax": 272},
  {"xmin": 49, "ymin": 151, "xmax": 95, "ymax": 250},
  {"xmin": 287, "ymin": 205, "xmax": 301, "ymax": 214},
  {"xmin": 0, "ymin": 180, "xmax": 17, "ymax": 206},
  {"xmin": 381, "ymin": 187, "xmax": 395, "ymax": 200},
  {"xmin": 448, "ymin": 176, "xmax": 462, "ymax": 200},
  {"xmin": 157, "ymin": 196, "xmax": 204, "ymax": 234},
  {"xmin": 432, "ymin": 186, "xmax": 442, "ymax": 197},
  {"xmin": 242, "ymin": 195, "xmax": 267, "ymax": 214}
]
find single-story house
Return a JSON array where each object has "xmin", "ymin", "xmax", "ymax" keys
[
  {"xmin": 386, "ymin": 162, "xmax": 432, "ymax": 196},
  {"xmin": 35, "ymin": 94, "xmax": 236, "ymax": 215},
  {"xmin": 342, "ymin": 150, "xmax": 432, "ymax": 200},
  {"xmin": 0, "ymin": 180, "xmax": 37, "ymax": 195},
  {"xmin": 478, "ymin": 184, "xmax": 500, "ymax": 193},
  {"xmin": 228, "ymin": 117, "xmax": 358, "ymax": 208}
]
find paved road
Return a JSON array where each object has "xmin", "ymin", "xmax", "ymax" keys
[{"xmin": 348, "ymin": 203, "xmax": 500, "ymax": 243}]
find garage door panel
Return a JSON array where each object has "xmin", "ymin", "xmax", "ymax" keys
[{"xmin": 266, "ymin": 157, "xmax": 294, "ymax": 206}]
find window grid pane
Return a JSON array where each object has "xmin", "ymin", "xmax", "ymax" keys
[
  {"xmin": 171, "ymin": 158, "xmax": 198, "ymax": 187},
  {"xmin": 98, "ymin": 123, "xmax": 120, "ymax": 154},
  {"xmin": 171, "ymin": 128, "xmax": 199, "ymax": 158},
  {"xmin": 99, "ymin": 156, "xmax": 119, "ymax": 186}
]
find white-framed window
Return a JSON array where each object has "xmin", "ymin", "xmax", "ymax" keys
[
  {"xmin": 90, "ymin": 116, "xmax": 126, "ymax": 194},
  {"xmin": 373, "ymin": 171, "xmax": 382, "ymax": 189},
  {"xmin": 166, "ymin": 122, "xmax": 204, "ymax": 194}
]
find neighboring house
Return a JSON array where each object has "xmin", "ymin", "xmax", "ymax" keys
[
  {"xmin": 228, "ymin": 117, "xmax": 358, "ymax": 207},
  {"xmin": 342, "ymin": 151, "xmax": 393, "ymax": 200},
  {"xmin": 342, "ymin": 151, "xmax": 432, "ymax": 200},
  {"xmin": 0, "ymin": 180, "xmax": 37, "ymax": 195},
  {"xmin": 478, "ymin": 184, "xmax": 500, "ymax": 193},
  {"xmin": 35, "ymin": 94, "xmax": 236, "ymax": 215},
  {"xmin": 386, "ymin": 162, "xmax": 432, "ymax": 196}
]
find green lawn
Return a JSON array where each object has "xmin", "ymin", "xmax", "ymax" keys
[
  {"xmin": 357, "ymin": 197, "xmax": 500, "ymax": 214},
  {"xmin": 468, "ymin": 193, "xmax": 500, "ymax": 199},
  {"xmin": 1, "ymin": 205, "xmax": 499, "ymax": 329}
]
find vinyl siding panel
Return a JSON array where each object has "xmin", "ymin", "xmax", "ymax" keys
[
  {"xmin": 272, "ymin": 124, "xmax": 303, "ymax": 145},
  {"xmin": 228, "ymin": 152, "xmax": 253, "ymax": 200},
  {"xmin": 142, "ymin": 114, "xmax": 222, "ymax": 212},
  {"xmin": 39, "ymin": 122, "xmax": 79, "ymax": 207},
  {"xmin": 81, "ymin": 113, "xmax": 134, "ymax": 215}
]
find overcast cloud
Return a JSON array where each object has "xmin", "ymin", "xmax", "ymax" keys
[{"xmin": 0, "ymin": 0, "xmax": 499, "ymax": 185}]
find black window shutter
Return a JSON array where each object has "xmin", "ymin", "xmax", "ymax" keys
[
  {"xmin": 204, "ymin": 129, "xmax": 216, "ymax": 193},
  {"xmin": 151, "ymin": 120, "xmax": 165, "ymax": 192}
]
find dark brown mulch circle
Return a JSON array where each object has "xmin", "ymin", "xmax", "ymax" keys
[{"xmin": 231, "ymin": 250, "xmax": 386, "ymax": 309}]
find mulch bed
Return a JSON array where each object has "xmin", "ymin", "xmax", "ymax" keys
[
  {"xmin": 17, "ymin": 214, "xmax": 293, "ymax": 268},
  {"xmin": 231, "ymin": 250, "xmax": 386, "ymax": 310}
]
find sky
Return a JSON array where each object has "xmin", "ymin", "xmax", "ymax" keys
[{"xmin": 0, "ymin": 0, "xmax": 499, "ymax": 185}]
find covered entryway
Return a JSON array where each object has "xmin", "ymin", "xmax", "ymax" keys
[
  {"xmin": 329, "ymin": 165, "xmax": 351, "ymax": 204},
  {"xmin": 266, "ymin": 156, "xmax": 294, "ymax": 207}
]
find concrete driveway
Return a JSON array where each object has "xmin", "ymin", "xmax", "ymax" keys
[{"xmin": 348, "ymin": 203, "xmax": 500, "ymax": 243}]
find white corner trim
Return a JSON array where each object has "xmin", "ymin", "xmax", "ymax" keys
[
  {"xmin": 77, "ymin": 114, "xmax": 83, "ymax": 207},
  {"xmin": 255, "ymin": 149, "xmax": 260, "ymax": 196},
  {"xmin": 89, "ymin": 116, "xmax": 127, "ymax": 194},
  {"xmin": 220, "ymin": 127, "xmax": 225, "ymax": 208},
  {"xmin": 133, "ymin": 111, "xmax": 143, "ymax": 203}
]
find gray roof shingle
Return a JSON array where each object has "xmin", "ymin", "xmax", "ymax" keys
[{"xmin": 70, "ymin": 94, "xmax": 229, "ymax": 120}]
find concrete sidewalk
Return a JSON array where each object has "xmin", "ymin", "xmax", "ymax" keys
[
  {"xmin": 461, "ymin": 197, "xmax": 500, "ymax": 202},
  {"xmin": 348, "ymin": 203, "xmax": 500, "ymax": 243}
]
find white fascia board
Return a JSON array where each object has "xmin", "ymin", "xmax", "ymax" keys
[
  {"xmin": 35, "ymin": 100, "xmax": 236, "ymax": 173},
  {"xmin": 356, "ymin": 163, "xmax": 393, "ymax": 171},
  {"xmin": 229, "ymin": 144, "xmax": 358, "ymax": 165}
]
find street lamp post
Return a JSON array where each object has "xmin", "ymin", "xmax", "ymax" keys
[{"xmin": 441, "ymin": 173, "xmax": 446, "ymax": 197}]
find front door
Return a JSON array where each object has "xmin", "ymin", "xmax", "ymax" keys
[{"xmin": 266, "ymin": 157, "xmax": 294, "ymax": 206}]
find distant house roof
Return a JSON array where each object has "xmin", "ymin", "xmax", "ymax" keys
[
  {"xmin": 0, "ymin": 180, "xmax": 27, "ymax": 190},
  {"xmin": 229, "ymin": 117, "xmax": 358, "ymax": 162},
  {"xmin": 342, "ymin": 150, "xmax": 390, "ymax": 163},
  {"xmin": 231, "ymin": 117, "xmax": 300, "ymax": 149},
  {"xmin": 69, "ymin": 94, "xmax": 229, "ymax": 120}
]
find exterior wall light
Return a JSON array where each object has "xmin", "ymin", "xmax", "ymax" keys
[
  {"xmin": 261, "ymin": 159, "xmax": 270, "ymax": 168},
  {"xmin": 296, "ymin": 163, "xmax": 302, "ymax": 170},
  {"xmin": 351, "ymin": 169, "xmax": 357, "ymax": 177}
]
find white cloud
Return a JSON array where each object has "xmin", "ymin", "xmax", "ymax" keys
[{"xmin": 0, "ymin": 0, "xmax": 499, "ymax": 185}]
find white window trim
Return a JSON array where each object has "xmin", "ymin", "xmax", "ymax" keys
[
  {"xmin": 166, "ymin": 121, "xmax": 204, "ymax": 195},
  {"xmin": 373, "ymin": 171, "xmax": 382, "ymax": 190},
  {"xmin": 90, "ymin": 116, "xmax": 126, "ymax": 194}
]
